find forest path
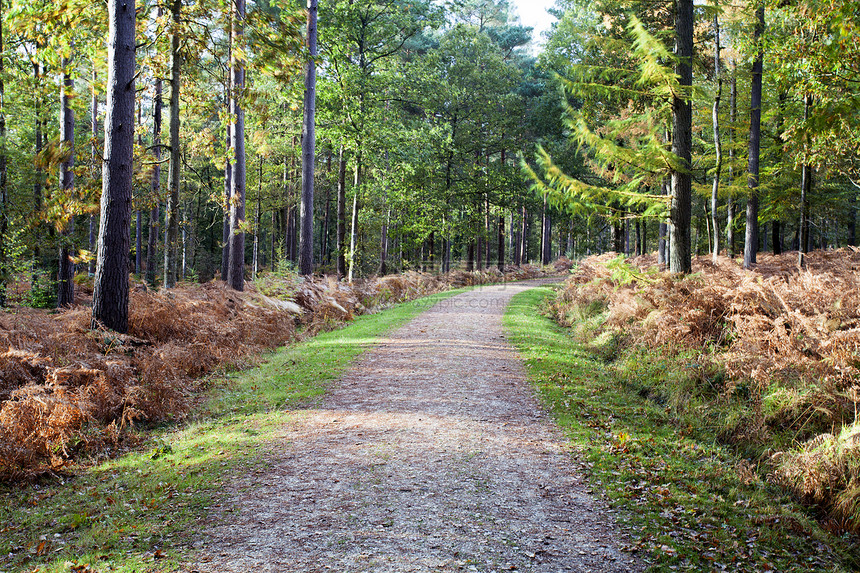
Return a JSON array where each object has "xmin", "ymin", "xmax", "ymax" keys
[{"xmin": 190, "ymin": 281, "xmax": 640, "ymax": 572}]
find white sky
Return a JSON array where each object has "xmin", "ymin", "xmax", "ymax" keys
[{"xmin": 508, "ymin": 0, "xmax": 558, "ymax": 47}]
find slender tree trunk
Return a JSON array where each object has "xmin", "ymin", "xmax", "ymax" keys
[
  {"xmin": 227, "ymin": 0, "xmax": 247, "ymax": 290},
  {"xmin": 519, "ymin": 206, "xmax": 527, "ymax": 264},
  {"xmin": 299, "ymin": 0, "xmax": 317, "ymax": 275},
  {"xmin": 659, "ymin": 180, "xmax": 669, "ymax": 264},
  {"xmin": 58, "ymin": 61, "xmax": 76, "ymax": 307},
  {"xmin": 711, "ymin": 14, "xmax": 722, "ymax": 262},
  {"xmin": 322, "ymin": 156, "xmax": 331, "ymax": 264},
  {"xmin": 0, "ymin": 4, "xmax": 6, "ymax": 306},
  {"xmin": 744, "ymin": 5, "xmax": 765, "ymax": 269},
  {"xmin": 33, "ymin": 62, "xmax": 44, "ymax": 271},
  {"xmin": 347, "ymin": 151, "xmax": 361, "ymax": 281},
  {"xmin": 91, "ymin": 69, "xmax": 100, "ymax": 275},
  {"xmin": 221, "ymin": 88, "xmax": 231, "ymax": 280},
  {"xmin": 164, "ymin": 0, "xmax": 182, "ymax": 287},
  {"xmin": 670, "ymin": 0, "xmax": 694, "ymax": 273},
  {"xmin": 497, "ymin": 214, "xmax": 505, "ymax": 272},
  {"xmin": 252, "ymin": 156, "xmax": 262, "ymax": 280},
  {"xmin": 727, "ymin": 59, "xmax": 737, "ymax": 258},
  {"xmin": 483, "ymin": 194, "xmax": 490, "ymax": 267},
  {"xmin": 336, "ymin": 145, "xmax": 347, "ymax": 277},
  {"xmin": 147, "ymin": 60, "xmax": 163, "ymax": 288},
  {"xmin": 799, "ymin": 93, "xmax": 813, "ymax": 268},
  {"xmin": 92, "ymin": 0, "xmax": 135, "ymax": 332},
  {"xmin": 428, "ymin": 230, "xmax": 435, "ymax": 273}
]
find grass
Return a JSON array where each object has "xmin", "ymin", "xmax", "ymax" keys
[
  {"xmin": 503, "ymin": 286, "xmax": 860, "ymax": 573},
  {"xmin": 0, "ymin": 288, "xmax": 465, "ymax": 573}
]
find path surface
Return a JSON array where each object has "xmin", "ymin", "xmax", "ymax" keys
[{"xmin": 191, "ymin": 282, "xmax": 640, "ymax": 572}]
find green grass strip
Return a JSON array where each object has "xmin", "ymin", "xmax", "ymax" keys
[
  {"xmin": 504, "ymin": 286, "xmax": 859, "ymax": 573},
  {"xmin": 0, "ymin": 288, "xmax": 465, "ymax": 573}
]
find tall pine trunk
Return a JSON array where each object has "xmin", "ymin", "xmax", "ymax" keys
[
  {"xmin": 744, "ymin": 5, "xmax": 764, "ymax": 269},
  {"xmin": 90, "ymin": 68, "xmax": 99, "ymax": 275},
  {"xmin": 711, "ymin": 14, "xmax": 722, "ymax": 262},
  {"xmin": 0, "ymin": 4, "xmax": 6, "ymax": 306},
  {"xmin": 727, "ymin": 60, "xmax": 737, "ymax": 258},
  {"xmin": 799, "ymin": 93, "xmax": 813, "ymax": 267},
  {"xmin": 227, "ymin": 0, "xmax": 247, "ymax": 290},
  {"xmin": 336, "ymin": 144, "xmax": 347, "ymax": 278},
  {"xmin": 669, "ymin": 0, "xmax": 693, "ymax": 274},
  {"xmin": 347, "ymin": 152, "xmax": 360, "ymax": 281},
  {"xmin": 299, "ymin": 0, "xmax": 317, "ymax": 276},
  {"xmin": 92, "ymin": 0, "xmax": 135, "ymax": 332},
  {"xmin": 147, "ymin": 61, "xmax": 163, "ymax": 288},
  {"xmin": 164, "ymin": 0, "xmax": 182, "ymax": 287}
]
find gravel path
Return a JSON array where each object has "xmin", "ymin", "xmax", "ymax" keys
[{"xmin": 190, "ymin": 282, "xmax": 640, "ymax": 572}]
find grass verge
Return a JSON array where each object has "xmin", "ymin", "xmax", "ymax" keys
[
  {"xmin": 0, "ymin": 288, "xmax": 465, "ymax": 573},
  {"xmin": 504, "ymin": 286, "xmax": 859, "ymax": 573}
]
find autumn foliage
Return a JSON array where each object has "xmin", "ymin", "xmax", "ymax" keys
[
  {"xmin": 548, "ymin": 250, "xmax": 860, "ymax": 531},
  {"xmin": 0, "ymin": 264, "xmax": 559, "ymax": 480}
]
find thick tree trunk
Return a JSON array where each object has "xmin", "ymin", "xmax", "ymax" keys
[
  {"xmin": 299, "ymin": 0, "xmax": 317, "ymax": 276},
  {"xmin": 670, "ymin": 0, "xmax": 693, "ymax": 274},
  {"xmin": 711, "ymin": 14, "xmax": 722, "ymax": 262},
  {"xmin": 164, "ymin": 0, "xmax": 182, "ymax": 287},
  {"xmin": 58, "ymin": 62, "xmax": 76, "ymax": 307},
  {"xmin": 744, "ymin": 6, "xmax": 764, "ymax": 269},
  {"xmin": 227, "ymin": 0, "xmax": 247, "ymax": 290},
  {"xmin": 336, "ymin": 145, "xmax": 347, "ymax": 278},
  {"xmin": 92, "ymin": 0, "xmax": 135, "ymax": 332}
]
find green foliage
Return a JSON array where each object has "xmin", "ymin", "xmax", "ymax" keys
[
  {"xmin": 26, "ymin": 269, "xmax": 57, "ymax": 309},
  {"xmin": 523, "ymin": 15, "xmax": 687, "ymax": 224}
]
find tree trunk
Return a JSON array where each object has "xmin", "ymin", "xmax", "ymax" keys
[
  {"xmin": 164, "ymin": 0, "xmax": 182, "ymax": 287},
  {"xmin": 92, "ymin": 0, "xmax": 135, "ymax": 332},
  {"xmin": 0, "ymin": 5, "xmax": 6, "ymax": 306},
  {"xmin": 497, "ymin": 214, "xmax": 505, "ymax": 272},
  {"xmin": 659, "ymin": 180, "xmax": 669, "ymax": 264},
  {"xmin": 221, "ymin": 135, "xmax": 231, "ymax": 281},
  {"xmin": 726, "ymin": 59, "xmax": 737, "ymax": 258},
  {"xmin": 147, "ymin": 61, "xmax": 163, "ymax": 288},
  {"xmin": 799, "ymin": 93, "xmax": 813, "ymax": 268},
  {"xmin": 336, "ymin": 145, "xmax": 347, "ymax": 278},
  {"xmin": 519, "ymin": 206, "xmax": 527, "ymax": 264},
  {"xmin": 670, "ymin": 0, "xmax": 693, "ymax": 274},
  {"xmin": 711, "ymin": 14, "xmax": 722, "ymax": 262},
  {"xmin": 227, "ymin": 0, "xmax": 246, "ymax": 290},
  {"xmin": 58, "ymin": 61, "xmax": 76, "ymax": 307},
  {"xmin": 252, "ymin": 157, "xmax": 262, "ymax": 280},
  {"xmin": 744, "ymin": 5, "xmax": 764, "ymax": 269},
  {"xmin": 347, "ymin": 152, "xmax": 361, "ymax": 281},
  {"xmin": 299, "ymin": 0, "xmax": 317, "ymax": 276},
  {"xmin": 33, "ymin": 61, "xmax": 44, "ymax": 270}
]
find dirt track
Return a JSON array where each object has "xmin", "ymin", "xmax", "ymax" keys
[{"xmin": 190, "ymin": 282, "xmax": 640, "ymax": 572}]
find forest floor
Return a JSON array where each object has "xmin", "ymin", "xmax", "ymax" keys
[{"xmin": 185, "ymin": 280, "xmax": 641, "ymax": 573}]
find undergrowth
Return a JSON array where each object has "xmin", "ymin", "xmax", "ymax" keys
[
  {"xmin": 546, "ymin": 250, "xmax": 860, "ymax": 533},
  {"xmin": 505, "ymin": 286, "xmax": 860, "ymax": 572},
  {"xmin": 0, "ymin": 262, "xmax": 566, "ymax": 480},
  {"xmin": 0, "ymin": 288, "xmax": 465, "ymax": 573}
]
